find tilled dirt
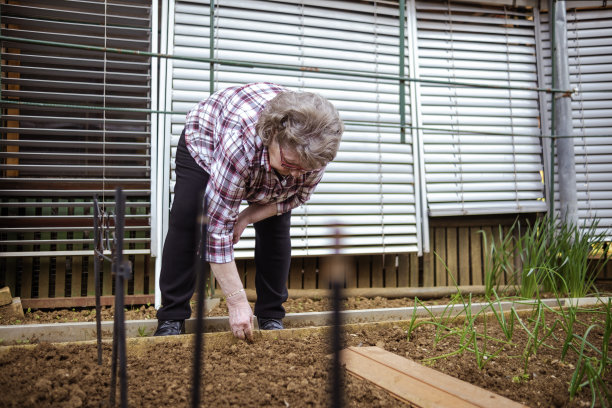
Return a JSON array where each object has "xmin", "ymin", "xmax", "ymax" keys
[
  {"xmin": 0, "ymin": 306, "xmax": 610, "ymax": 407},
  {"xmin": 0, "ymin": 295, "xmax": 473, "ymax": 325},
  {"xmin": 0, "ymin": 293, "xmax": 551, "ymax": 326},
  {"xmin": 3, "ymin": 281, "xmax": 611, "ymax": 326}
]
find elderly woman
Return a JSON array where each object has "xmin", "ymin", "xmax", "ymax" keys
[{"xmin": 154, "ymin": 82, "xmax": 343, "ymax": 340}]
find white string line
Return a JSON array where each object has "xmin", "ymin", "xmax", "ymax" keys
[
  {"xmin": 102, "ymin": 0, "xmax": 108, "ymax": 211},
  {"xmin": 504, "ymin": 6, "xmax": 520, "ymax": 211}
]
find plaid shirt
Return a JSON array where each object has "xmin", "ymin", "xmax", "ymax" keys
[{"xmin": 184, "ymin": 83, "xmax": 325, "ymax": 263}]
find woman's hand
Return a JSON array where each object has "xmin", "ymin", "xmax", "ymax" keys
[
  {"xmin": 232, "ymin": 203, "xmax": 278, "ymax": 244},
  {"xmin": 225, "ymin": 290, "xmax": 253, "ymax": 341},
  {"xmin": 232, "ymin": 212, "xmax": 249, "ymax": 244}
]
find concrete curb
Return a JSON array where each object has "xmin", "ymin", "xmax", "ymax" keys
[{"xmin": 0, "ymin": 296, "xmax": 609, "ymax": 345}]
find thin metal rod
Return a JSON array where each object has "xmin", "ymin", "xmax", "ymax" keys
[
  {"xmin": 110, "ymin": 187, "xmax": 129, "ymax": 408},
  {"xmin": 209, "ymin": 0, "xmax": 215, "ymax": 95},
  {"xmin": 330, "ymin": 229, "xmax": 344, "ymax": 408},
  {"xmin": 549, "ymin": 0, "xmax": 556, "ymax": 215},
  {"xmin": 0, "ymin": 34, "xmax": 573, "ymax": 94},
  {"xmin": 399, "ymin": 0, "xmax": 406, "ymax": 144},
  {"xmin": 552, "ymin": 1, "xmax": 577, "ymax": 225},
  {"xmin": 110, "ymin": 312, "xmax": 118, "ymax": 407},
  {"xmin": 92, "ymin": 195, "xmax": 103, "ymax": 365},
  {"xmin": 94, "ymin": 250, "xmax": 113, "ymax": 263},
  {"xmin": 191, "ymin": 191, "xmax": 208, "ymax": 408},
  {"xmin": 1, "ymin": 98, "xmax": 603, "ymax": 139}
]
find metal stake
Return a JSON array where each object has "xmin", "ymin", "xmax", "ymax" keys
[
  {"xmin": 109, "ymin": 187, "xmax": 131, "ymax": 408},
  {"xmin": 92, "ymin": 195, "xmax": 103, "ymax": 365},
  {"xmin": 192, "ymin": 191, "xmax": 208, "ymax": 408},
  {"xmin": 330, "ymin": 228, "xmax": 344, "ymax": 408}
]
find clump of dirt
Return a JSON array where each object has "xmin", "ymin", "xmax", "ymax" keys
[{"xmin": 0, "ymin": 306, "xmax": 609, "ymax": 407}]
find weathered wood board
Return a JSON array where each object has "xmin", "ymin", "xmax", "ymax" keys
[{"xmin": 342, "ymin": 346, "xmax": 527, "ymax": 408}]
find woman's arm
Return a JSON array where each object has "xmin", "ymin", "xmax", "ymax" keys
[
  {"xmin": 210, "ymin": 261, "xmax": 253, "ymax": 341},
  {"xmin": 232, "ymin": 202, "xmax": 277, "ymax": 244}
]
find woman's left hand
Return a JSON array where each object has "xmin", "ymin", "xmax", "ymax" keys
[{"xmin": 232, "ymin": 213, "xmax": 248, "ymax": 244}]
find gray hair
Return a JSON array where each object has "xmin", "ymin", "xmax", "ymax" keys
[{"xmin": 256, "ymin": 91, "xmax": 344, "ymax": 169}]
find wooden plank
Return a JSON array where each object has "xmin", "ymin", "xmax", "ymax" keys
[
  {"xmin": 125, "ymin": 258, "xmax": 131, "ymax": 296},
  {"xmin": 397, "ymin": 254, "xmax": 409, "ymax": 287},
  {"xmin": 71, "ymin": 256, "xmax": 83, "ymax": 298},
  {"xmin": 434, "ymin": 227, "xmax": 447, "ymax": 287},
  {"xmin": 55, "ymin": 256, "xmax": 66, "ymax": 298},
  {"xmin": 38, "ymin": 205, "xmax": 51, "ymax": 298},
  {"xmin": 133, "ymin": 254, "xmax": 145, "ymax": 295},
  {"xmin": 148, "ymin": 257, "xmax": 156, "ymax": 294},
  {"xmin": 492, "ymin": 226, "xmax": 506, "ymax": 285},
  {"xmin": 481, "ymin": 226, "xmax": 494, "ymax": 286},
  {"xmin": 303, "ymin": 257, "xmax": 317, "ymax": 289},
  {"xmin": 371, "ymin": 255, "xmax": 384, "ymax": 288},
  {"xmin": 289, "ymin": 257, "xmax": 303, "ymax": 289},
  {"xmin": 38, "ymin": 257, "xmax": 50, "ymax": 299},
  {"xmin": 345, "ymin": 255, "xmax": 357, "ymax": 288},
  {"xmin": 423, "ymin": 229, "xmax": 434, "ymax": 287},
  {"xmin": 21, "ymin": 257, "xmax": 33, "ymax": 299},
  {"xmin": 470, "ymin": 227, "xmax": 483, "ymax": 286},
  {"xmin": 357, "ymin": 255, "xmax": 370, "ymax": 288},
  {"xmin": 384, "ymin": 254, "xmax": 397, "ymax": 288},
  {"xmin": 318, "ymin": 256, "xmax": 330, "ymax": 290},
  {"xmin": 342, "ymin": 346, "xmax": 527, "ymax": 408},
  {"xmin": 245, "ymin": 259, "xmax": 256, "ymax": 289},
  {"xmin": 83, "ymin": 256, "xmax": 97, "ymax": 296},
  {"xmin": 5, "ymin": 257, "xmax": 17, "ymax": 299},
  {"xmin": 459, "ymin": 228, "xmax": 471, "ymax": 286},
  {"xmin": 317, "ymin": 256, "xmax": 329, "ymax": 289},
  {"xmin": 503, "ymin": 226, "xmax": 514, "ymax": 284},
  {"xmin": 446, "ymin": 228, "xmax": 458, "ymax": 286},
  {"xmin": 513, "ymin": 227, "xmax": 522, "ymax": 286},
  {"xmin": 410, "ymin": 253, "xmax": 419, "ymax": 287},
  {"xmin": 102, "ymin": 259, "xmax": 112, "ymax": 296}
]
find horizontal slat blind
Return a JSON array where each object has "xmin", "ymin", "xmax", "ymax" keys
[
  {"xmin": 0, "ymin": 0, "xmax": 153, "ymax": 255},
  {"xmin": 541, "ymin": 5, "xmax": 612, "ymax": 239},
  {"xmin": 166, "ymin": 0, "xmax": 418, "ymax": 257},
  {"xmin": 416, "ymin": 0, "xmax": 547, "ymax": 216}
]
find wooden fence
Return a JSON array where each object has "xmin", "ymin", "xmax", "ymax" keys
[{"xmin": 2, "ymin": 214, "xmax": 610, "ymax": 308}]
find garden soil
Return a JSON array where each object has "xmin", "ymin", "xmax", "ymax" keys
[
  {"xmin": 1, "ymin": 306, "xmax": 610, "ymax": 407},
  {"xmin": 2, "ymin": 282, "xmax": 610, "ymax": 326},
  {"xmin": 0, "ymin": 295, "xmax": 483, "ymax": 325}
]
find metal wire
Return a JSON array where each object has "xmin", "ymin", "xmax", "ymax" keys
[
  {"xmin": 0, "ymin": 98, "xmax": 604, "ymax": 139},
  {"xmin": 0, "ymin": 34, "xmax": 574, "ymax": 94}
]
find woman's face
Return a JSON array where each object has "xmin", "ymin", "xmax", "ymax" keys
[{"xmin": 268, "ymin": 141, "xmax": 311, "ymax": 178}]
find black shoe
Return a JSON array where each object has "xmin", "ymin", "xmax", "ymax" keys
[
  {"xmin": 258, "ymin": 317, "xmax": 283, "ymax": 330},
  {"xmin": 153, "ymin": 319, "xmax": 185, "ymax": 336}
]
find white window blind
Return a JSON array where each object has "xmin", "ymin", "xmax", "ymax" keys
[
  {"xmin": 162, "ymin": 0, "xmax": 420, "ymax": 257},
  {"xmin": 0, "ymin": 0, "xmax": 154, "ymax": 256},
  {"xmin": 541, "ymin": 4, "xmax": 612, "ymax": 239},
  {"xmin": 416, "ymin": 0, "xmax": 547, "ymax": 216}
]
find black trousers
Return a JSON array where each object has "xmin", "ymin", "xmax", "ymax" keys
[{"xmin": 156, "ymin": 131, "xmax": 291, "ymax": 321}]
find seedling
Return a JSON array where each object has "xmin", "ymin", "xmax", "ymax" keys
[{"xmin": 512, "ymin": 373, "xmax": 530, "ymax": 383}]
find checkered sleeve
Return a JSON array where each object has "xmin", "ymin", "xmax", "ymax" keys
[
  {"xmin": 204, "ymin": 130, "xmax": 250, "ymax": 263},
  {"xmin": 276, "ymin": 168, "xmax": 326, "ymax": 215}
]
